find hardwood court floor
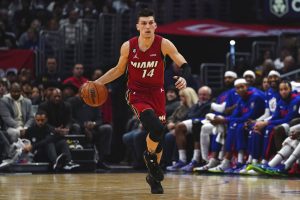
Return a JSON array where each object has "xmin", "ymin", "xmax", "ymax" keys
[{"xmin": 1, "ymin": 172, "xmax": 300, "ymax": 200}]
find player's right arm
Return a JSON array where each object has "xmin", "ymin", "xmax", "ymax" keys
[{"xmin": 95, "ymin": 41, "xmax": 129, "ymax": 85}]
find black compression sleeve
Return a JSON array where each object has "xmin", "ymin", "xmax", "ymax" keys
[{"xmin": 180, "ymin": 63, "xmax": 192, "ymax": 80}]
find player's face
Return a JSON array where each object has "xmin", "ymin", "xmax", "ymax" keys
[
  {"xmin": 136, "ymin": 16, "xmax": 157, "ymax": 38},
  {"xmin": 244, "ymin": 75, "xmax": 255, "ymax": 86},
  {"xmin": 268, "ymin": 75, "xmax": 280, "ymax": 89},
  {"xmin": 262, "ymin": 77, "xmax": 270, "ymax": 91},
  {"xmin": 35, "ymin": 114, "xmax": 47, "ymax": 127},
  {"xmin": 224, "ymin": 76, "xmax": 235, "ymax": 87},
  {"xmin": 235, "ymin": 83, "xmax": 248, "ymax": 97},
  {"xmin": 279, "ymin": 82, "xmax": 291, "ymax": 100}
]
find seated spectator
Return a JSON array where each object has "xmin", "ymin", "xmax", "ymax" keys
[
  {"xmin": 274, "ymin": 47, "xmax": 290, "ymax": 72},
  {"xmin": 166, "ymin": 86, "xmax": 212, "ymax": 172},
  {"xmin": 21, "ymin": 81, "xmax": 32, "ymax": 98},
  {"xmin": 5, "ymin": 68, "xmax": 18, "ymax": 85},
  {"xmin": 0, "ymin": 82, "xmax": 34, "ymax": 142},
  {"xmin": 38, "ymin": 88, "xmax": 72, "ymax": 136},
  {"xmin": 162, "ymin": 87, "xmax": 198, "ymax": 167},
  {"xmin": 0, "ymin": 20, "xmax": 17, "ymax": 49},
  {"xmin": 165, "ymin": 85, "xmax": 180, "ymax": 119},
  {"xmin": 59, "ymin": 9, "xmax": 88, "ymax": 46},
  {"xmin": 261, "ymin": 77, "xmax": 270, "ymax": 92},
  {"xmin": 122, "ymin": 120, "xmax": 147, "ymax": 169},
  {"xmin": 23, "ymin": 110, "xmax": 79, "ymax": 171},
  {"xmin": 63, "ymin": 63, "xmax": 88, "ymax": 89},
  {"xmin": 61, "ymin": 83, "xmax": 78, "ymax": 100},
  {"xmin": 36, "ymin": 57, "xmax": 62, "ymax": 88},
  {"xmin": 0, "ymin": 78, "xmax": 8, "ymax": 98},
  {"xmin": 68, "ymin": 95, "xmax": 113, "ymax": 170},
  {"xmin": 18, "ymin": 27, "xmax": 39, "ymax": 50}
]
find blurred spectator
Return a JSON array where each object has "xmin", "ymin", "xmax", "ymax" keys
[
  {"xmin": 0, "ymin": 79, "xmax": 8, "ymax": 98},
  {"xmin": 97, "ymin": 0, "xmax": 116, "ymax": 14},
  {"xmin": 0, "ymin": 20, "xmax": 17, "ymax": 49},
  {"xmin": 47, "ymin": 1, "xmax": 64, "ymax": 21},
  {"xmin": 59, "ymin": 9, "xmax": 88, "ymax": 46},
  {"xmin": 256, "ymin": 58, "xmax": 275, "ymax": 85},
  {"xmin": 82, "ymin": 0, "xmax": 98, "ymax": 19},
  {"xmin": 31, "ymin": 86, "xmax": 42, "ymax": 105},
  {"xmin": 23, "ymin": 110, "xmax": 80, "ymax": 171},
  {"xmin": 261, "ymin": 77, "xmax": 270, "ymax": 92},
  {"xmin": 165, "ymin": 85, "xmax": 180, "ymax": 119},
  {"xmin": 37, "ymin": 57, "xmax": 62, "ymax": 88},
  {"xmin": 0, "ymin": 82, "xmax": 34, "ymax": 142},
  {"xmin": 166, "ymin": 86, "xmax": 212, "ymax": 172},
  {"xmin": 45, "ymin": 18, "xmax": 59, "ymax": 31},
  {"xmin": 21, "ymin": 81, "xmax": 32, "ymax": 98},
  {"xmin": 5, "ymin": 68, "xmax": 18, "ymax": 85},
  {"xmin": 18, "ymin": 27, "xmax": 39, "ymax": 50},
  {"xmin": 61, "ymin": 83, "xmax": 78, "ymax": 100},
  {"xmin": 38, "ymin": 88, "xmax": 72, "ymax": 136},
  {"xmin": 90, "ymin": 68, "xmax": 113, "ymax": 124},
  {"xmin": 63, "ymin": 63, "xmax": 88, "ymax": 89},
  {"xmin": 91, "ymin": 69, "xmax": 103, "ymax": 81},
  {"xmin": 274, "ymin": 47, "xmax": 290, "ymax": 71},
  {"xmin": 42, "ymin": 81, "xmax": 60, "ymax": 101},
  {"xmin": 113, "ymin": 0, "xmax": 130, "ymax": 14},
  {"xmin": 18, "ymin": 68, "xmax": 32, "ymax": 84},
  {"xmin": 282, "ymin": 55, "xmax": 296, "ymax": 74},
  {"xmin": 13, "ymin": 0, "xmax": 35, "ymax": 38},
  {"xmin": 68, "ymin": 95, "xmax": 113, "ymax": 170}
]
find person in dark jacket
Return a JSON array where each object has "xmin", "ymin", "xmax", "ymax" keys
[
  {"xmin": 23, "ymin": 110, "xmax": 79, "ymax": 171},
  {"xmin": 166, "ymin": 86, "xmax": 212, "ymax": 172}
]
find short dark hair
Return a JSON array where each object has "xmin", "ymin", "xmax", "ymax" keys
[
  {"xmin": 36, "ymin": 110, "xmax": 48, "ymax": 117},
  {"xmin": 280, "ymin": 80, "xmax": 292, "ymax": 90},
  {"xmin": 137, "ymin": 8, "xmax": 155, "ymax": 21}
]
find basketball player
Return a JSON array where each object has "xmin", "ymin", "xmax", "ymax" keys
[{"xmin": 93, "ymin": 8, "xmax": 190, "ymax": 194}]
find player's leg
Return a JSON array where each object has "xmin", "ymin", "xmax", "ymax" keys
[
  {"xmin": 200, "ymin": 122, "xmax": 214, "ymax": 162},
  {"xmin": 268, "ymin": 137, "xmax": 296, "ymax": 167},
  {"xmin": 140, "ymin": 109, "xmax": 165, "ymax": 182}
]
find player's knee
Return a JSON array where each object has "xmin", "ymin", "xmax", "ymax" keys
[
  {"xmin": 192, "ymin": 120, "xmax": 201, "ymax": 140},
  {"xmin": 175, "ymin": 122, "xmax": 186, "ymax": 134},
  {"xmin": 290, "ymin": 118, "xmax": 300, "ymax": 126},
  {"xmin": 140, "ymin": 109, "xmax": 164, "ymax": 139},
  {"xmin": 274, "ymin": 125, "xmax": 286, "ymax": 135},
  {"xmin": 201, "ymin": 123, "xmax": 212, "ymax": 135}
]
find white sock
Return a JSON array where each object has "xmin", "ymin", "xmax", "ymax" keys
[
  {"xmin": 284, "ymin": 143, "xmax": 300, "ymax": 169},
  {"xmin": 179, "ymin": 149, "xmax": 187, "ymax": 163},
  {"xmin": 218, "ymin": 148, "xmax": 224, "ymax": 160},
  {"xmin": 247, "ymin": 155, "xmax": 252, "ymax": 164},
  {"xmin": 192, "ymin": 149, "xmax": 201, "ymax": 162},
  {"xmin": 268, "ymin": 154, "xmax": 283, "ymax": 167},
  {"xmin": 238, "ymin": 151, "xmax": 244, "ymax": 163},
  {"xmin": 200, "ymin": 124, "xmax": 213, "ymax": 162}
]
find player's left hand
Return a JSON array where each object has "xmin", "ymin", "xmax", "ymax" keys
[{"xmin": 173, "ymin": 76, "xmax": 186, "ymax": 90}]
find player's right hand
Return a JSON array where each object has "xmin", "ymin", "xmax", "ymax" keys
[{"xmin": 173, "ymin": 76, "xmax": 186, "ymax": 90}]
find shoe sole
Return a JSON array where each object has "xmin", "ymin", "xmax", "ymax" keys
[{"xmin": 146, "ymin": 175, "xmax": 164, "ymax": 194}]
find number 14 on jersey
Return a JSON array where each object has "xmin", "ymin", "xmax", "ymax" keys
[{"xmin": 142, "ymin": 69, "xmax": 155, "ymax": 78}]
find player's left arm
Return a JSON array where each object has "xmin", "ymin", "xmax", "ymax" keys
[{"xmin": 161, "ymin": 38, "xmax": 191, "ymax": 90}]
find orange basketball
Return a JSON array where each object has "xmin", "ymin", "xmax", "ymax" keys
[{"xmin": 80, "ymin": 81, "xmax": 108, "ymax": 107}]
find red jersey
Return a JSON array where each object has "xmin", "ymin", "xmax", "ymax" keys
[{"xmin": 127, "ymin": 35, "xmax": 165, "ymax": 91}]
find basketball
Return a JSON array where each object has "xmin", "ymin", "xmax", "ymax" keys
[{"xmin": 80, "ymin": 81, "xmax": 108, "ymax": 107}]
